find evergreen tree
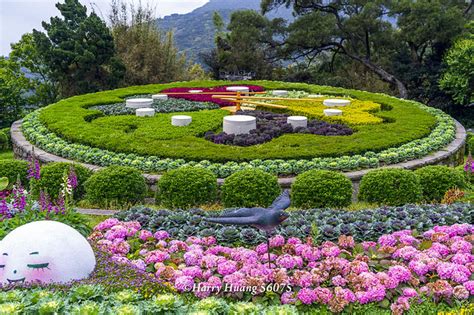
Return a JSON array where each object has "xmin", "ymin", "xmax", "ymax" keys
[{"xmin": 33, "ymin": 0, "xmax": 124, "ymax": 97}]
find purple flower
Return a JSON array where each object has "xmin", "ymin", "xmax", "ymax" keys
[
  {"xmin": 154, "ymin": 230, "xmax": 170, "ymax": 241},
  {"xmin": 217, "ymin": 260, "xmax": 238, "ymax": 275},
  {"xmin": 388, "ymin": 265, "xmax": 412, "ymax": 283},
  {"xmin": 297, "ymin": 288, "xmax": 317, "ymax": 305},
  {"xmin": 269, "ymin": 235, "xmax": 285, "ymax": 248},
  {"xmin": 175, "ymin": 275, "xmax": 194, "ymax": 292}
]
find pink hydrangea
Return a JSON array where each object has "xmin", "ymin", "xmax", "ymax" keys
[
  {"xmin": 297, "ymin": 288, "xmax": 317, "ymax": 304},
  {"xmin": 269, "ymin": 235, "xmax": 285, "ymax": 248},
  {"xmin": 281, "ymin": 292, "xmax": 297, "ymax": 304},
  {"xmin": 175, "ymin": 275, "xmax": 194, "ymax": 292},
  {"xmin": 131, "ymin": 259, "xmax": 146, "ymax": 271},
  {"xmin": 94, "ymin": 218, "xmax": 120, "ymax": 231},
  {"xmin": 139, "ymin": 230, "xmax": 153, "ymax": 241},
  {"xmin": 144, "ymin": 250, "xmax": 170, "ymax": 264},
  {"xmin": 402, "ymin": 287, "xmax": 418, "ymax": 298},
  {"xmin": 388, "ymin": 265, "xmax": 412, "ymax": 283},
  {"xmin": 217, "ymin": 260, "xmax": 238, "ymax": 275},
  {"xmin": 463, "ymin": 280, "xmax": 474, "ymax": 294},
  {"xmin": 393, "ymin": 246, "xmax": 419, "ymax": 260},
  {"xmin": 331, "ymin": 275, "xmax": 347, "ymax": 287},
  {"xmin": 287, "ymin": 237, "xmax": 302, "ymax": 245},
  {"xmin": 154, "ymin": 230, "xmax": 170, "ymax": 240},
  {"xmin": 183, "ymin": 250, "xmax": 203, "ymax": 266},
  {"xmin": 361, "ymin": 241, "xmax": 377, "ymax": 251},
  {"xmin": 453, "ymin": 285, "xmax": 469, "ymax": 300},
  {"xmin": 450, "ymin": 239, "xmax": 472, "ymax": 254},
  {"xmin": 314, "ymin": 287, "xmax": 333, "ymax": 304},
  {"xmin": 378, "ymin": 234, "xmax": 397, "ymax": 247}
]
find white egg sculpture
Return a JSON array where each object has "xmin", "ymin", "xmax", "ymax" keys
[{"xmin": 0, "ymin": 221, "xmax": 96, "ymax": 285}]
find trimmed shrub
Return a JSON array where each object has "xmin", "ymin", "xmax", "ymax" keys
[
  {"xmin": 0, "ymin": 159, "xmax": 29, "ymax": 188},
  {"xmin": 358, "ymin": 168, "xmax": 422, "ymax": 206},
  {"xmin": 221, "ymin": 169, "xmax": 280, "ymax": 207},
  {"xmin": 0, "ymin": 128, "xmax": 10, "ymax": 150},
  {"xmin": 37, "ymin": 162, "xmax": 93, "ymax": 200},
  {"xmin": 157, "ymin": 167, "xmax": 217, "ymax": 209},
  {"xmin": 415, "ymin": 166, "xmax": 467, "ymax": 202},
  {"xmin": 291, "ymin": 170, "xmax": 352, "ymax": 208},
  {"xmin": 85, "ymin": 166, "xmax": 147, "ymax": 207}
]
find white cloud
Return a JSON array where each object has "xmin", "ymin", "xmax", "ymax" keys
[{"xmin": 0, "ymin": 0, "xmax": 209, "ymax": 56}]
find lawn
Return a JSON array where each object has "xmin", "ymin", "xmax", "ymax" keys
[{"xmin": 0, "ymin": 150, "xmax": 13, "ymax": 160}]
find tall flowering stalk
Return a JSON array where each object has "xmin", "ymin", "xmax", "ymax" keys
[
  {"xmin": 27, "ymin": 154, "xmax": 41, "ymax": 194},
  {"xmin": 464, "ymin": 154, "xmax": 474, "ymax": 179},
  {"xmin": 59, "ymin": 166, "xmax": 77, "ymax": 210}
]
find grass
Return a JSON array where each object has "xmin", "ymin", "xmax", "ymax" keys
[
  {"xmin": 0, "ymin": 150, "xmax": 13, "ymax": 160},
  {"xmin": 38, "ymin": 80, "xmax": 437, "ymax": 162}
]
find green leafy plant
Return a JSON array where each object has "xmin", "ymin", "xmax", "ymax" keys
[
  {"xmin": 84, "ymin": 166, "xmax": 147, "ymax": 208},
  {"xmin": 0, "ymin": 160, "xmax": 29, "ymax": 188},
  {"xmin": 0, "ymin": 178, "xmax": 8, "ymax": 191},
  {"xmin": 157, "ymin": 167, "xmax": 217, "ymax": 209},
  {"xmin": 358, "ymin": 168, "xmax": 422, "ymax": 206},
  {"xmin": 36, "ymin": 162, "xmax": 92, "ymax": 200},
  {"xmin": 291, "ymin": 170, "xmax": 352, "ymax": 208},
  {"xmin": 221, "ymin": 169, "xmax": 280, "ymax": 207},
  {"xmin": 415, "ymin": 165, "xmax": 466, "ymax": 202}
]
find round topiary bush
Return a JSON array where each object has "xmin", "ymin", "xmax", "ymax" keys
[
  {"xmin": 36, "ymin": 162, "xmax": 92, "ymax": 200},
  {"xmin": 358, "ymin": 168, "xmax": 422, "ymax": 206},
  {"xmin": 291, "ymin": 170, "xmax": 352, "ymax": 208},
  {"xmin": 157, "ymin": 167, "xmax": 217, "ymax": 209},
  {"xmin": 84, "ymin": 166, "xmax": 147, "ymax": 207},
  {"xmin": 0, "ymin": 160, "xmax": 29, "ymax": 188},
  {"xmin": 415, "ymin": 165, "xmax": 466, "ymax": 202},
  {"xmin": 221, "ymin": 169, "xmax": 280, "ymax": 207}
]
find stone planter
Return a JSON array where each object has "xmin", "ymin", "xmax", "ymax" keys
[
  {"xmin": 324, "ymin": 109, "xmax": 343, "ymax": 116},
  {"xmin": 323, "ymin": 99, "xmax": 351, "ymax": 107},
  {"xmin": 272, "ymin": 90, "xmax": 289, "ymax": 96},
  {"xmin": 223, "ymin": 115, "xmax": 256, "ymax": 135},
  {"xmin": 287, "ymin": 116, "xmax": 308, "ymax": 128},
  {"xmin": 152, "ymin": 94, "xmax": 168, "ymax": 100},
  {"xmin": 136, "ymin": 108, "xmax": 155, "ymax": 117},
  {"xmin": 172, "ymin": 115, "xmax": 192, "ymax": 126},
  {"xmin": 226, "ymin": 86, "xmax": 250, "ymax": 93},
  {"xmin": 126, "ymin": 98, "xmax": 153, "ymax": 109}
]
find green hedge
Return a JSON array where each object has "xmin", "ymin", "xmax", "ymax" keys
[
  {"xmin": 157, "ymin": 167, "xmax": 217, "ymax": 209},
  {"xmin": 0, "ymin": 160, "xmax": 29, "ymax": 188},
  {"xmin": 221, "ymin": 169, "xmax": 280, "ymax": 207},
  {"xmin": 358, "ymin": 168, "xmax": 422, "ymax": 206},
  {"xmin": 36, "ymin": 162, "xmax": 92, "ymax": 200},
  {"xmin": 85, "ymin": 166, "xmax": 147, "ymax": 207},
  {"xmin": 291, "ymin": 170, "xmax": 352, "ymax": 208},
  {"xmin": 0, "ymin": 128, "xmax": 10, "ymax": 151},
  {"xmin": 415, "ymin": 166, "xmax": 466, "ymax": 202},
  {"xmin": 37, "ymin": 81, "xmax": 437, "ymax": 162}
]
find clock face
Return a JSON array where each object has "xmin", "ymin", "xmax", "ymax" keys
[{"xmin": 0, "ymin": 221, "xmax": 96, "ymax": 285}]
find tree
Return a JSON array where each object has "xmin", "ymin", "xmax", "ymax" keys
[
  {"xmin": 202, "ymin": 10, "xmax": 284, "ymax": 79},
  {"xmin": 9, "ymin": 33, "xmax": 58, "ymax": 107},
  {"xmin": 33, "ymin": 0, "xmax": 124, "ymax": 97},
  {"xmin": 440, "ymin": 24, "xmax": 474, "ymax": 106},
  {"xmin": 261, "ymin": 0, "xmax": 470, "ymax": 99},
  {"xmin": 0, "ymin": 58, "xmax": 31, "ymax": 128},
  {"xmin": 109, "ymin": 0, "xmax": 188, "ymax": 85}
]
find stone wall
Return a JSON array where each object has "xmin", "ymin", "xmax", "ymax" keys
[{"xmin": 11, "ymin": 119, "xmax": 467, "ymax": 200}]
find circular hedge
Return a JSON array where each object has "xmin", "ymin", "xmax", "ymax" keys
[
  {"xmin": 0, "ymin": 160, "xmax": 29, "ymax": 188},
  {"xmin": 415, "ymin": 166, "xmax": 466, "ymax": 202},
  {"xmin": 291, "ymin": 170, "xmax": 352, "ymax": 208},
  {"xmin": 21, "ymin": 81, "xmax": 458, "ymax": 177},
  {"xmin": 221, "ymin": 169, "xmax": 280, "ymax": 207},
  {"xmin": 157, "ymin": 167, "xmax": 217, "ymax": 209},
  {"xmin": 36, "ymin": 162, "xmax": 92, "ymax": 200},
  {"xmin": 358, "ymin": 168, "xmax": 422, "ymax": 206},
  {"xmin": 84, "ymin": 166, "xmax": 147, "ymax": 207}
]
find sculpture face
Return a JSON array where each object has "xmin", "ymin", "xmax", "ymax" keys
[{"xmin": 0, "ymin": 221, "xmax": 96, "ymax": 285}]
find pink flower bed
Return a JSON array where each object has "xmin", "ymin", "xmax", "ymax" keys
[
  {"xmin": 160, "ymin": 85, "xmax": 265, "ymax": 107},
  {"xmin": 90, "ymin": 220, "xmax": 474, "ymax": 313}
]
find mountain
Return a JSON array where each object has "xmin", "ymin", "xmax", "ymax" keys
[{"xmin": 156, "ymin": 0, "xmax": 293, "ymax": 63}]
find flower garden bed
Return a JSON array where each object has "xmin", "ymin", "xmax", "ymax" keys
[
  {"xmin": 204, "ymin": 111, "xmax": 353, "ymax": 146},
  {"xmin": 19, "ymin": 81, "xmax": 459, "ymax": 177},
  {"xmin": 86, "ymin": 219, "xmax": 474, "ymax": 313},
  {"xmin": 114, "ymin": 204, "xmax": 474, "ymax": 246}
]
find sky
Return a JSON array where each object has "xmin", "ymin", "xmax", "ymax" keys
[{"xmin": 0, "ymin": 0, "xmax": 209, "ymax": 56}]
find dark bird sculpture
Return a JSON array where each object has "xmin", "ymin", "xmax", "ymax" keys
[{"xmin": 205, "ymin": 190, "xmax": 291, "ymax": 267}]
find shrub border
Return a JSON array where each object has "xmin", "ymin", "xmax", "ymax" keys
[{"xmin": 11, "ymin": 117, "xmax": 465, "ymax": 194}]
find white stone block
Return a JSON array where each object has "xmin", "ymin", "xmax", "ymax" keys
[
  {"xmin": 226, "ymin": 86, "xmax": 250, "ymax": 93},
  {"xmin": 172, "ymin": 115, "xmax": 192, "ymax": 126},
  {"xmin": 223, "ymin": 115, "xmax": 256, "ymax": 135},
  {"xmin": 126, "ymin": 98, "xmax": 154, "ymax": 108},
  {"xmin": 287, "ymin": 116, "xmax": 308, "ymax": 128},
  {"xmin": 152, "ymin": 94, "xmax": 168, "ymax": 100},
  {"xmin": 272, "ymin": 90, "xmax": 289, "ymax": 96},
  {"xmin": 136, "ymin": 108, "xmax": 155, "ymax": 117},
  {"xmin": 308, "ymin": 94, "xmax": 323, "ymax": 98},
  {"xmin": 324, "ymin": 109, "xmax": 343, "ymax": 116},
  {"xmin": 189, "ymin": 90, "xmax": 203, "ymax": 93},
  {"xmin": 323, "ymin": 99, "xmax": 351, "ymax": 107}
]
